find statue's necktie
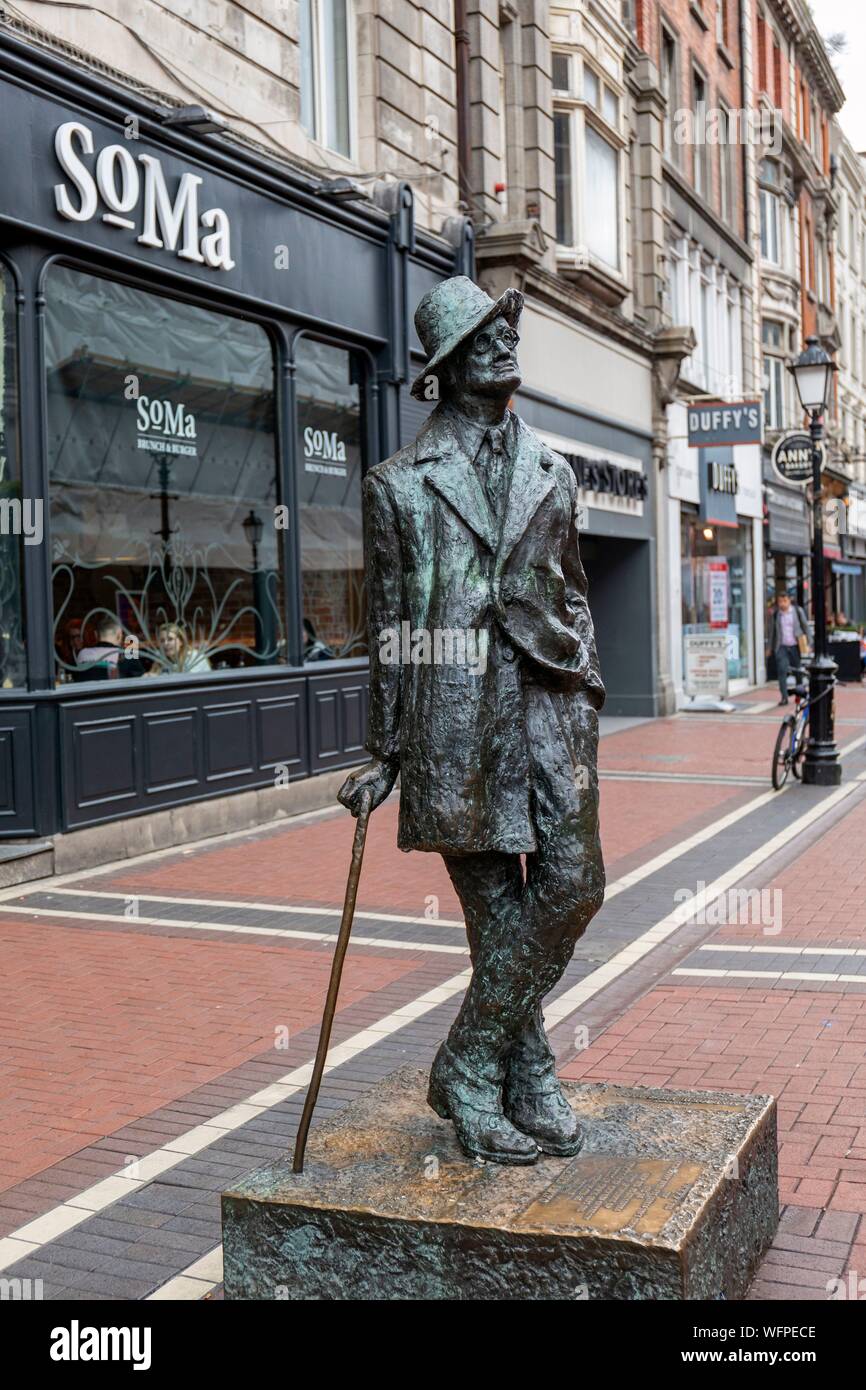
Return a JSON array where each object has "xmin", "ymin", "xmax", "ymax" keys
[{"xmin": 481, "ymin": 424, "xmax": 509, "ymax": 520}]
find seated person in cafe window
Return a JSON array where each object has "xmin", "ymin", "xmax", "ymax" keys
[
  {"xmin": 74, "ymin": 616, "xmax": 146, "ymax": 680},
  {"xmin": 148, "ymin": 622, "xmax": 212, "ymax": 675}
]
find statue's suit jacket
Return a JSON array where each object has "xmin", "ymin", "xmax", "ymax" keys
[{"xmin": 363, "ymin": 404, "xmax": 605, "ymax": 855}]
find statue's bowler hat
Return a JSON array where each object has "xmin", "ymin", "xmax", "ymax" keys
[{"xmin": 410, "ymin": 276, "xmax": 524, "ymax": 400}]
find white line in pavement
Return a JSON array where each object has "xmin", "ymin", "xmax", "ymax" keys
[
  {"xmin": 31, "ymin": 888, "xmax": 466, "ymax": 930},
  {"xmin": 0, "ymin": 800, "xmax": 350, "ymax": 904},
  {"xmin": 0, "ymin": 967, "xmax": 473, "ymax": 1276},
  {"xmin": 604, "ymin": 738, "xmax": 866, "ymax": 903},
  {"xmin": 544, "ymin": 774, "xmax": 864, "ymax": 1026},
  {"xmin": 603, "ymin": 786, "xmax": 779, "ymax": 901},
  {"xmin": 700, "ymin": 943, "xmax": 866, "ymax": 958},
  {"xmin": 0, "ymin": 904, "xmax": 469, "ymax": 955},
  {"xmin": 673, "ymin": 967, "xmax": 866, "ymax": 986}
]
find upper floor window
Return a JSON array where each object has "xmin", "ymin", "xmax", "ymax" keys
[
  {"xmin": 758, "ymin": 160, "xmax": 792, "ymax": 269},
  {"xmin": 692, "ymin": 68, "xmax": 709, "ymax": 200},
  {"xmin": 299, "ymin": 0, "xmax": 355, "ymax": 158},
  {"xmin": 762, "ymin": 319, "xmax": 789, "ymax": 431},
  {"xmin": 718, "ymin": 105, "xmax": 734, "ymax": 223},
  {"xmin": 552, "ymin": 51, "xmax": 572, "ymax": 94},
  {"xmin": 554, "ymin": 60, "xmax": 624, "ymax": 273},
  {"xmin": 661, "ymin": 27, "xmax": 678, "ymax": 163}
]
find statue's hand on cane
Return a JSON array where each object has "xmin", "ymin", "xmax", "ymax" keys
[{"xmin": 338, "ymin": 756, "xmax": 398, "ymax": 817}]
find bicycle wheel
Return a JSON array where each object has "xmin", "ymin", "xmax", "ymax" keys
[
  {"xmin": 791, "ymin": 717, "xmax": 807, "ymax": 779},
  {"xmin": 772, "ymin": 719, "xmax": 792, "ymax": 790}
]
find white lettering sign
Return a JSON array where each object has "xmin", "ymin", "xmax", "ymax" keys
[
  {"xmin": 304, "ymin": 426, "xmax": 348, "ymax": 476},
  {"xmin": 136, "ymin": 395, "xmax": 198, "ymax": 456},
  {"xmin": 53, "ymin": 122, "xmax": 235, "ymax": 270}
]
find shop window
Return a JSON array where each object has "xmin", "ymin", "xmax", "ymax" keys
[
  {"xmin": 45, "ymin": 266, "xmax": 284, "ymax": 683},
  {"xmin": 299, "ymin": 0, "xmax": 354, "ymax": 159},
  {"xmin": 295, "ymin": 338, "xmax": 366, "ymax": 662},
  {"xmin": 0, "ymin": 262, "xmax": 24, "ymax": 689},
  {"xmin": 681, "ymin": 513, "xmax": 753, "ymax": 683}
]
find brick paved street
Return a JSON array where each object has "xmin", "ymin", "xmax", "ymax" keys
[{"xmin": 0, "ymin": 682, "xmax": 864, "ymax": 1301}]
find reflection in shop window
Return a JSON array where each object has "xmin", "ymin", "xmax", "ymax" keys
[
  {"xmin": 45, "ymin": 266, "xmax": 285, "ymax": 683},
  {"xmin": 295, "ymin": 338, "xmax": 366, "ymax": 662},
  {"xmin": 0, "ymin": 263, "xmax": 24, "ymax": 688}
]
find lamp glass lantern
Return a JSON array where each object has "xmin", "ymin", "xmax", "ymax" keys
[
  {"xmin": 242, "ymin": 509, "xmax": 264, "ymax": 550},
  {"xmin": 789, "ymin": 336, "xmax": 835, "ymax": 415}
]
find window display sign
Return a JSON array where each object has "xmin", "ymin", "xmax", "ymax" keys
[
  {"xmin": 684, "ymin": 633, "xmax": 729, "ymax": 698},
  {"xmin": 707, "ymin": 560, "xmax": 729, "ymax": 627}
]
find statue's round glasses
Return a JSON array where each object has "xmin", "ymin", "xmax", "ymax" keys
[{"xmin": 470, "ymin": 325, "xmax": 520, "ymax": 356}]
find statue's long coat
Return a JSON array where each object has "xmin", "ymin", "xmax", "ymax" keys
[{"xmin": 362, "ymin": 405, "xmax": 605, "ymax": 855}]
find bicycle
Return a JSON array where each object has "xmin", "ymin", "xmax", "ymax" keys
[{"xmin": 771, "ymin": 681, "xmax": 809, "ymax": 789}]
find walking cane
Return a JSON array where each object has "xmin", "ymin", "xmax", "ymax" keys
[{"xmin": 292, "ymin": 787, "xmax": 373, "ymax": 1173}]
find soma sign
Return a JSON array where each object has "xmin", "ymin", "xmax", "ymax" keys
[{"xmin": 52, "ymin": 122, "xmax": 235, "ymax": 270}]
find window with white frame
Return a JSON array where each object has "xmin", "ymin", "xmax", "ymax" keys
[
  {"xmin": 758, "ymin": 160, "xmax": 792, "ymax": 269},
  {"xmin": 553, "ymin": 58, "xmax": 624, "ymax": 272},
  {"xmin": 762, "ymin": 320, "xmax": 788, "ymax": 430},
  {"xmin": 673, "ymin": 238, "xmax": 743, "ymax": 395},
  {"xmin": 299, "ymin": 0, "xmax": 355, "ymax": 158}
]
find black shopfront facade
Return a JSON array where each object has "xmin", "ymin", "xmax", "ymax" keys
[{"xmin": 0, "ymin": 35, "xmax": 463, "ymax": 839}]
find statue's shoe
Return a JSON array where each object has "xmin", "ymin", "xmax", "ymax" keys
[
  {"xmin": 504, "ymin": 1086, "xmax": 584, "ymax": 1158},
  {"xmin": 427, "ymin": 1047, "xmax": 540, "ymax": 1166}
]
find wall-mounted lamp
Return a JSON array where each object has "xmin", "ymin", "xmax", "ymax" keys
[{"xmin": 162, "ymin": 105, "xmax": 226, "ymax": 135}]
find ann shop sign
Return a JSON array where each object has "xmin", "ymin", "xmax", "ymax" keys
[{"xmin": 53, "ymin": 122, "xmax": 235, "ymax": 270}]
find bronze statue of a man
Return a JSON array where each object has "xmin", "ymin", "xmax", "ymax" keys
[{"xmin": 339, "ymin": 276, "xmax": 605, "ymax": 1165}]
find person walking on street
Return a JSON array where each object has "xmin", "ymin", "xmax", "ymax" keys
[{"xmin": 769, "ymin": 592, "xmax": 809, "ymax": 706}]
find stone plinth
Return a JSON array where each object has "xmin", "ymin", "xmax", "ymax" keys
[{"xmin": 222, "ymin": 1067, "xmax": 778, "ymax": 1300}]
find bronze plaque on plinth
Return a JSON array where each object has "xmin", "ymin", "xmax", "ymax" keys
[{"xmin": 222, "ymin": 1068, "xmax": 778, "ymax": 1300}]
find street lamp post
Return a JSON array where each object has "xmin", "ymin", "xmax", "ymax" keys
[
  {"xmin": 788, "ymin": 337, "xmax": 840, "ymax": 786},
  {"xmin": 242, "ymin": 509, "xmax": 266, "ymax": 662}
]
